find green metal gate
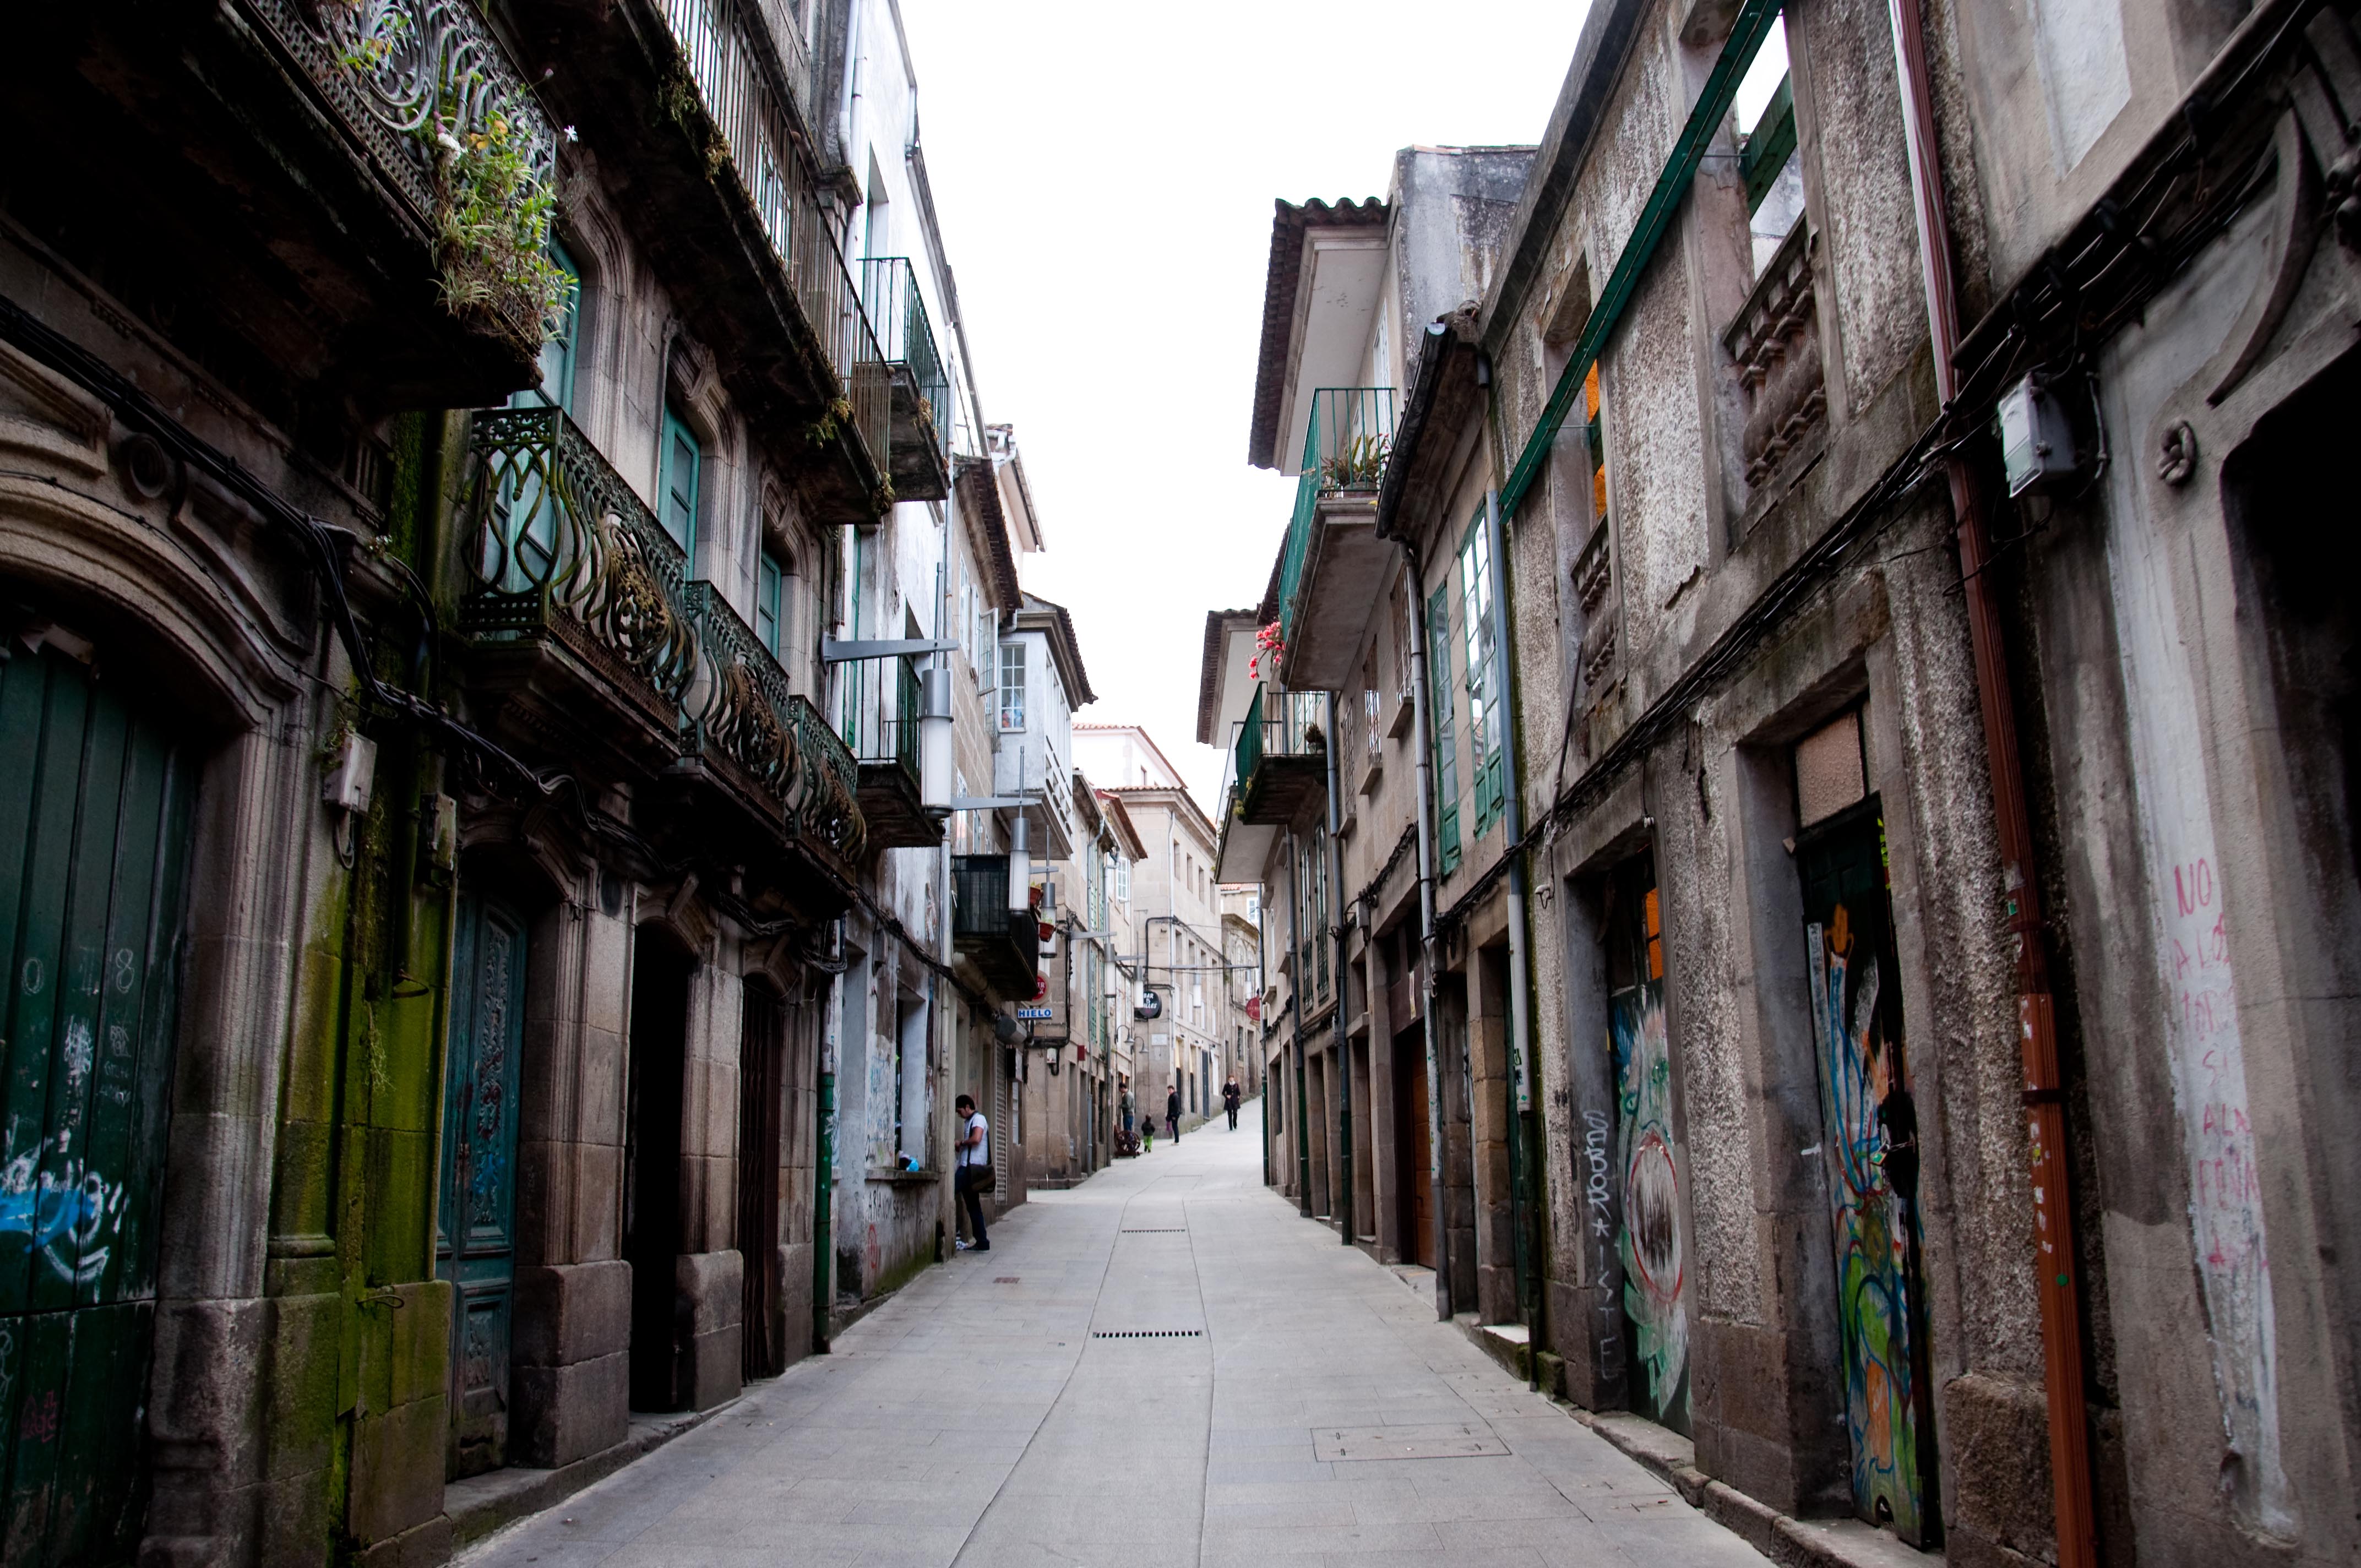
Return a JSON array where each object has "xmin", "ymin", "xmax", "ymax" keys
[
  {"xmin": 0, "ymin": 640, "xmax": 197, "ymax": 1563},
  {"xmin": 437, "ymin": 890, "xmax": 528, "ymax": 1478}
]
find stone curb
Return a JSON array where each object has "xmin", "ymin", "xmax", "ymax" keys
[
  {"xmin": 1448, "ymin": 1317, "xmax": 1933, "ymax": 1568},
  {"xmin": 445, "ymin": 1398, "xmax": 738, "ymax": 1554}
]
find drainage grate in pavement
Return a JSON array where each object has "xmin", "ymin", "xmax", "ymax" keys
[
  {"xmin": 1119, "ymin": 1228, "xmax": 1187, "ymax": 1233},
  {"xmin": 993, "ymin": 1277, "xmax": 1019, "ymax": 1283},
  {"xmin": 1090, "ymin": 1329, "xmax": 1204, "ymax": 1338}
]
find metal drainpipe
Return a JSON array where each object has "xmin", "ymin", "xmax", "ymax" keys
[
  {"xmin": 1326, "ymin": 690, "xmax": 1353, "ymax": 1246},
  {"xmin": 1885, "ymin": 2, "xmax": 2096, "ymax": 1559},
  {"xmin": 1404, "ymin": 541, "xmax": 1449, "ymax": 1321},
  {"xmin": 1480, "ymin": 450, "xmax": 1540, "ymax": 1390}
]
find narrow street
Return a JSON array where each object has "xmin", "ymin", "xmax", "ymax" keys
[{"xmin": 460, "ymin": 1099, "xmax": 1767, "ymax": 1567}]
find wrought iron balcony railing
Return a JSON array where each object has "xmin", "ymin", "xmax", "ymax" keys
[
  {"xmin": 684, "ymin": 584, "xmax": 867, "ymax": 859},
  {"xmin": 1275, "ymin": 388, "xmax": 1395, "ymax": 647},
  {"xmin": 659, "ymin": 0, "xmax": 890, "ymax": 487},
  {"xmin": 1229, "ymin": 684, "xmax": 1328, "ymax": 827},
  {"xmin": 464, "ymin": 405, "xmax": 866, "ymax": 857},
  {"xmin": 952, "ymin": 854, "xmax": 1041, "ymax": 995},
  {"xmin": 837, "ymin": 652, "xmax": 941, "ymax": 848},
  {"xmin": 836, "ymin": 654, "xmax": 921, "ymax": 780},
  {"xmin": 464, "ymin": 404, "xmax": 699, "ymax": 710},
  {"xmin": 859, "ymin": 257, "xmax": 952, "ymax": 498},
  {"xmin": 246, "ymin": 0, "xmax": 559, "ymax": 353}
]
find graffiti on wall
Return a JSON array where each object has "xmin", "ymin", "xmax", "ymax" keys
[
  {"xmin": 865, "ymin": 1032, "xmax": 897, "ymax": 1171},
  {"xmin": 2105, "ymin": 492, "xmax": 2290, "ymax": 1537},
  {"xmin": 1609, "ymin": 979, "xmax": 1686, "ymax": 1425},
  {"xmin": 1805, "ymin": 901, "xmax": 1924, "ymax": 1541}
]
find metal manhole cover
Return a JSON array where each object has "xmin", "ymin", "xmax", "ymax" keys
[
  {"xmin": 1090, "ymin": 1329, "xmax": 1204, "ymax": 1338},
  {"xmin": 1314, "ymin": 1423, "xmax": 1508, "ymax": 1461}
]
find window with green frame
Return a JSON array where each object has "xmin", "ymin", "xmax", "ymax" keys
[
  {"xmin": 755, "ymin": 549, "xmax": 786, "ymax": 657},
  {"xmin": 1460, "ymin": 511, "xmax": 1505, "ymax": 837},
  {"xmin": 658, "ymin": 404, "xmax": 700, "ymax": 559},
  {"xmin": 514, "ymin": 239, "xmax": 581, "ymax": 412},
  {"xmin": 1734, "ymin": 18, "xmax": 1804, "ymax": 274},
  {"xmin": 1426, "ymin": 582, "xmax": 1462, "ymax": 872}
]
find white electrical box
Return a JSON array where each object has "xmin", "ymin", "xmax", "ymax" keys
[
  {"xmin": 1996, "ymin": 374, "xmax": 2080, "ymax": 496},
  {"xmin": 322, "ymin": 732, "xmax": 377, "ymax": 815}
]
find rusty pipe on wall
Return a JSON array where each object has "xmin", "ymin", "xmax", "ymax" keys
[{"xmin": 1885, "ymin": 2, "xmax": 2098, "ymax": 1561}]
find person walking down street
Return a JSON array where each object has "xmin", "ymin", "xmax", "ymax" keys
[
  {"xmin": 954, "ymin": 1093, "xmax": 991, "ymax": 1252},
  {"xmin": 1223, "ymin": 1077, "xmax": 1241, "ymax": 1130},
  {"xmin": 1166, "ymin": 1085, "xmax": 1182, "ymax": 1143},
  {"xmin": 1119, "ymin": 1080, "xmax": 1135, "ymax": 1136}
]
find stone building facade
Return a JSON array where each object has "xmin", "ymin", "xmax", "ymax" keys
[
  {"xmin": 1073, "ymin": 725, "xmax": 1238, "ymax": 1136},
  {"xmin": 0, "ymin": 0, "xmax": 1077, "ymax": 1561},
  {"xmin": 1206, "ymin": 3, "xmax": 2361, "ymax": 1565}
]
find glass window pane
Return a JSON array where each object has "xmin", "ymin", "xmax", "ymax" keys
[{"xmin": 756, "ymin": 553, "xmax": 784, "ymax": 656}]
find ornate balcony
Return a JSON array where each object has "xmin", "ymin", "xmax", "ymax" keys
[
  {"xmin": 460, "ymin": 405, "xmax": 867, "ymax": 864},
  {"xmin": 1725, "ymin": 222, "xmax": 1825, "ymax": 490},
  {"xmin": 859, "ymin": 258, "xmax": 954, "ymax": 502},
  {"xmin": 461, "ymin": 405, "xmax": 699, "ymax": 749},
  {"xmin": 247, "ymin": 0, "xmax": 562, "ymax": 358},
  {"xmin": 490, "ymin": 0, "xmax": 890, "ymax": 523},
  {"xmin": 13, "ymin": 0, "xmax": 559, "ymax": 407},
  {"xmin": 682, "ymin": 585, "xmax": 867, "ymax": 862}
]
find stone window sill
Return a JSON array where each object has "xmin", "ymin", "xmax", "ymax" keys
[{"xmin": 866, "ymin": 1166, "xmax": 944, "ymax": 1187}]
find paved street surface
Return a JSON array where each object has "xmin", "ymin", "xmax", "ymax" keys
[{"xmin": 460, "ymin": 1100, "xmax": 1769, "ymax": 1567}]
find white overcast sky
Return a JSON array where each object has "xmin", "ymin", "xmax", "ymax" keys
[{"xmin": 900, "ymin": 0, "xmax": 1598, "ymax": 810}]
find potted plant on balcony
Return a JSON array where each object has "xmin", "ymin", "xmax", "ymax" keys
[{"xmin": 1318, "ymin": 432, "xmax": 1390, "ymax": 491}]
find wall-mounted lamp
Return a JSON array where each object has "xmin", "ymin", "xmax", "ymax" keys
[{"xmin": 919, "ymin": 666, "xmax": 954, "ymax": 813}]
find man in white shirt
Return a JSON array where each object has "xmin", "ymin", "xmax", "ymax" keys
[{"xmin": 954, "ymin": 1093, "xmax": 991, "ymax": 1252}]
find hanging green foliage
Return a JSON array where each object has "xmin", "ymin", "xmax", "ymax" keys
[{"xmin": 333, "ymin": 3, "xmax": 573, "ymax": 345}]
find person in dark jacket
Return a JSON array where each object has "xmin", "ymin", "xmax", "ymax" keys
[
  {"xmin": 1223, "ymin": 1077, "xmax": 1242, "ymax": 1130},
  {"xmin": 1166, "ymin": 1084, "xmax": 1182, "ymax": 1142}
]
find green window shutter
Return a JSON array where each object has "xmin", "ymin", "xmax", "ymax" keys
[
  {"xmin": 659, "ymin": 405, "xmax": 700, "ymax": 560},
  {"xmin": 1740, "ymin": 76, "xmax": 1798, "ymax": 214},
  {"xmin": 1459, "ymin": 513, "xmax": 1505, "ymax": 837},
  {"xmin": 755, "ymin": 551, "xmax": 784, "ymax": 656},
  {"xmin": 1427, "ymin": 582, "xmax": 1461, "ymax": 873}
]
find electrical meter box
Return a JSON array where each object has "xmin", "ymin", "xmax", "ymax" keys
[
  {"xmin": 321, "ymin": 732, "xmax": 377, "ymax": 815},
  {"xmin": 1996, "ymin": 374, "xmax": 2081, "ymax": 496}
]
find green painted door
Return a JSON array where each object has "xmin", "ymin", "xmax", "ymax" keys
[
  {"xmin": 437, "ymin": 891, "xmax": 528, "ymax": 1478},
  {"xmin": 1797, "ymin": 804, "xmax": 1935, "ymax": 1545},
  {"xmin": 0, "ymin": 640, "xmax": 196, "ymax": 1564}
]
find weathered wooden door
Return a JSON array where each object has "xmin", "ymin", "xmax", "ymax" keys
[
  {"xmin": 1797, "ymin": 805, "xmax": 1935, "ymax": 1544},
  {"xmin": 1605, "ymin": 858, "xmax": 1688, "ymax": 1433},
  {"xmin": 0, "ymin": 641, "xmax": 195, "ymax": 1564},
  {"xmin": 437, "ymin": 890, "xmax": 528, "ymax": 1478},
  {"xmin": 624, "ymin": 936, "xmax": 690, "ymax": 1412},
  {"xmin": 737, "ymin": 986, "xmax": 782, "ymax": 1382},
  {"xmin": 1402, "ymin": 1050, "xmax": 1433, "ymax": 1267}
]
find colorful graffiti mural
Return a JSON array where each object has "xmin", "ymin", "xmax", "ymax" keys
[
  {"xmin": 1611, "ymin": 980, "xmax": 1686, "ymax": 1425},
  {"xmin": 1804, "ymin": 876, "xmax": 1930, "ymax": 1544},
  {"xmin": 0, "ymin": 1120, "xmax": 121, "ymax": 1288}
]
